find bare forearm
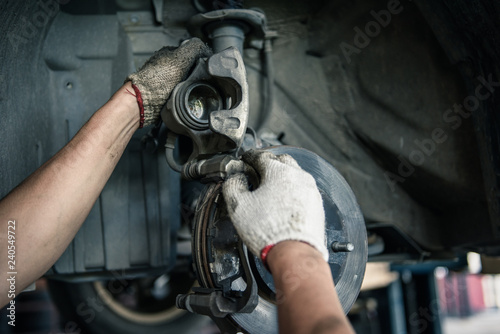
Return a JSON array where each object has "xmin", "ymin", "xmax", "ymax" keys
[
  {"xmin": 0, "ymin": 82, "xmax": 139, "ymax": 306},
  {"xmin": 268, "ymin": 241, "xmax": 355, "ymax": 334}
]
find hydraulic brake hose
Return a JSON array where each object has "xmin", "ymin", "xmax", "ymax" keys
[
  {"xmin": 257, "ymin": 37, "xmax": 275, "ymax": 132},
  {"xmin": 164, "ymin": 132, "xmax": 183, "ymax": 173}
]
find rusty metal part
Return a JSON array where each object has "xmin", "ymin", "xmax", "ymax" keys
[
  {"xmin": 186, "ymin": 146, "xmax": 368, "ymax": 334},
  {"xmin": 188, "ymin": 9, "xmax": 267, "ymax": 54},
  {"xmin": 181, "ymin": 154, "xmax": 249, "ymax": 182},
  {"xmin": 162, "ymin": 46, "xmax": 249, "ymax": 171},
  {"xmin": 176, "ymin": 183, "xmax": 259, "ymax": 319}
]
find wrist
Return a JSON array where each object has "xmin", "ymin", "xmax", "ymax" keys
[
  {"xmin": 267, "ymin": 241, "xmax": 325, "ymax": 273},
  {"xmin": 118, "ymin": 81, "xmax": 142, "ymax": 129}
]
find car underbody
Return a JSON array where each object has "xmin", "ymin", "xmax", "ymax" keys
[{"xmin": 1, "ymin": 0, "xmax": 499, "ymax": 333}]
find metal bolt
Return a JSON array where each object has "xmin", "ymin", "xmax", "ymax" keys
[
  {"xmin": 331, "ymin": 241, "xmax": 354, "ymax": 252},
  {"xmin": 176, "ymin": 294, "xmax": 187, "ymax": 310},
  {"xmin": 130, "ymin": 14, "xmax": 139, "ymax": 24}
]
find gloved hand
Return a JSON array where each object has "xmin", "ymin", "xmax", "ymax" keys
[
  {"xmin": 222, "ymin": 150, "xmax": 329, "ymax": 263},
  {"xmin": 126, "ymin": 38, "xmax": 212, "ymax": 128}
]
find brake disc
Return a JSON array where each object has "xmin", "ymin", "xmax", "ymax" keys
[{"xmin": 191, "ymin": 146, "xmax": 367, "ymax": 333}]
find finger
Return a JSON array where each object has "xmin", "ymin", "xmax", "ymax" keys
[
  {"xmin": 241, "ymin": 150, "xmax": 277, "ymax": 179},
  {"xmin": 175, "ymin": 37, "xmax": 213, "ymax": 62},
  {"xmin": 242, "ymin": 149, "xmax": 277, "ymax": 164},
  {"xmin": 222, "ymin": 173, "xmax": 250, "ymax": 201},
  {"xmin": 243, "ymin": 164, "xmax": 260, "ymax": 190},
  {"xmin": 275, "ymin": 153, "xmax": 301, "ymax": 169},
  {"xmin": 141, "ymin": 46, "xmax": 177, "ymax": 68},
  {"xmin": 147, "ymin": 39, "xmax": 212, "ymax": 79}
]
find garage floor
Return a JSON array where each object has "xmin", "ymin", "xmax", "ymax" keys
[{"xmin": 442, "ymin": 310, "xmax": 500, "ymax": 334}]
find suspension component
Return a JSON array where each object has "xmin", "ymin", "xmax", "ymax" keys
[{"xmin": 189, "ymin": 8, "xmax": 267, "ymax": 54}]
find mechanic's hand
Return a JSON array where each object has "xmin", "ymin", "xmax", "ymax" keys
[
  {"xmin": 126, "ymin": 38, "xmax": 212, "ymax": 127},
  {"xmin": 222, "ymin": 150, "xmax": 329, "ymax": 263}
]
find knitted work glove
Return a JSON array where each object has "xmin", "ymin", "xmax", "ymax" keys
[
  {"xmin": 126, "ymin": 38, "xmax": 212, "ymax": 128},
  {"xmin": 222, "ymin": 150, "xmax": 329, "ymax": 264}
]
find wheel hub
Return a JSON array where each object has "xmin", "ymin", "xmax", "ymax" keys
[{"xmin": 184, "ymin": 146, "xmax": 367, "ymax": 333}]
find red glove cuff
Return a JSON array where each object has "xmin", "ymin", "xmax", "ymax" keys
[
  {"xmin": 261, "ymin": 241, "xmax": 317, "ymax": 271},
  {"xmin": 260, "ymin": 244, "xmax": 276, "ymax": 269},
  {"xmin": 131, "ymin": 84, "xmax": 145, "ymax": 128}
]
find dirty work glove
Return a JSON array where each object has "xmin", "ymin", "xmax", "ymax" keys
[
  {"xmin": 126, "ymin": 38, "xmax": 212, "ymax": 128},
  {"xmin": 222, "ymin": 150, "xmax": 329, "ymax": 264}
]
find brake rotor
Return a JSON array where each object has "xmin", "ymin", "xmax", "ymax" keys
[{"xmin": 192, "ymin": 146, "xmax": 367, "ymax": 334}]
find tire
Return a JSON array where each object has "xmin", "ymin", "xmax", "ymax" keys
[{"xmin": 48, "ymin": 274, "xmax": 215, "ymax": 334}]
